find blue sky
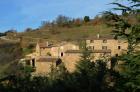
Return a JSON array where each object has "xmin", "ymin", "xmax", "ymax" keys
[{"xmin": 0, "ymin": 0, "xmax": 123, "ymax": 32}]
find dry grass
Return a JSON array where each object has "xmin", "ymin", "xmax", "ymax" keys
[{"xmin": 18, "ymin": 24, "xmax": 112, "ymax": 42}]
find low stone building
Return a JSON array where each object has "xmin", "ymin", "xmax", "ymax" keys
[
  {"xmin": 36, "ymin": 42, "xmax": 79, "ymax": 57},
  {"xmin": 22, "ymin": 34, "xmax": 128, "ymax": 74},
  {"xmin": 34, "ymin": 56, "xmax": 61, "ymax": 75},
  {"xmin": 21, "ymin": 42, "xmax": 80, "ymax": 74}
]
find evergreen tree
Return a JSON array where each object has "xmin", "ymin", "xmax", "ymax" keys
[
  {"xmin": 75, "ymin": 41, "xmax": 97, "ymax": 92},
  {"xmin": 76, "ymin": 41, "xmax": 95, "ymax": 74},
  {"xmin": 104, "ymin": 0, "xmax": 140, "ymax": 92},
  {"xmin": 84, "ymin": 16, "xmax": 90, "ymax": 22}
]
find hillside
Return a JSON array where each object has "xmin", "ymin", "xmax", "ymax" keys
[
  {"xmin": 4, "ymin": 14, "xmax": 139, "ymax": 48},
  {"xmin": 10, "ymin": 14, "xmax": 139, "ymax": 43},
  {"xmin": 0, "ymin": 40, "xmax": 22, "ymax": 77},
  {"xmin": 17, "ymin": 24, "xmax": 112, "ymax": 42}
]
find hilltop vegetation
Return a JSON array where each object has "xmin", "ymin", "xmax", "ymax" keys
[{"xmin": 5, "ymin": 13, "xmax": 139, "ymax": 46}]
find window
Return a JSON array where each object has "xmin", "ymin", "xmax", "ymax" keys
[
  {"xmin": 90, "ymin": 40, "xmax": 94, "ymax": 43},
  {"xmin": 92, "ymin": 46, "xmax": 94, "ymax": 50},
  {"xmin": 118, "ymin": 46, "xmax": 121, "ymax": 50},
  {"xmin": 88, "ymin": 46, "xmax": 94, "ymax": 50},
  {"xmin": 115, "ymin": 54, "xmax": 118, "ymax": 57},
  {"xmin": 56, "ymin": 58, "xmax": 62, "ymax": 66},
  {"xmin": 88, "ymin": 46, "xmax": 92, "ymax": 50},
  {"xmin": 32, "ymin": 59, "xmax": 35, "ymax": 67},
  {"xmin": 61, "ymin": 52, "xmax": 63, "ymax": 57},
  {"xmin": 103, "ymin": 39, "xmax": 107, "ymax": 43},
  {"xmin": 102, "ymin": 46, "xmax": 107, "ymax": 50}
]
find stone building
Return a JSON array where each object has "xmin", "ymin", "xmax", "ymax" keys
[
  {"xmin": 86, "ymin": 34, "xmax": 128, "ymax": 57},
  {"xmin": 36, "ymin": 42, "xmax": 79, "ymax": 57},
  {"xmin": 23, "ymin": 34, "xmax": 128, "ymax": 74},
  {"xmin": 23, "ymin": 42, "xmax": 80, "ymax": 75},
  {"xmin": 63, "ymin": 35, "xmax": 128, "ymax": 71},
  {"xmin": 34, "ymin": 56, "xmax": 61, "ymax": 75}
]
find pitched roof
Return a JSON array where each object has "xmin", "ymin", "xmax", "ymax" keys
[
  {"xmin": 86, "ymin": 35, "xmax": 115, "ymax": 40},
  {"xmin": 36, "ymin": 56, "xmax": 58, "ymax": 62},
  {"xmin": 65, "ymin": 49, "xmax": 111, "ymax": 53},
  {"xmin": 38, "ymin": 42, "xmax": 77, "ymax": 48},
  {"xmin": 38, "ymin": 43, "xmax": 56, "ymax": 48}
]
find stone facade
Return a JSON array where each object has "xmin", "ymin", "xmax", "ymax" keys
[
  {"xmin": 36, "ymin": 42, "xmax": 79, "ymax": 57},
  {"xmin": 30, "ymin": 42, "xmax": 80, "ymax": 74},
  {"xmin": 34, "ymin": 56, "xmax": 59, "ymax": 75},
  {"xmin": 23, "ymin": 35, "xmax": 128, "ymax": 74},
  {"xmin": 86, "ymin": 35, "xmax": 128, "ymax": 56}
]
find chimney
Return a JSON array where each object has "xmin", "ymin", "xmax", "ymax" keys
[
  {"xmin": 46, "ymin": 41, "xmax": 49, "ymax": 46},
  {"xmin": 97, "ymin": 34, "xmax": 100, "ymax": 39}
]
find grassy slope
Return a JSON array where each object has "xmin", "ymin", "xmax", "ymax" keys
[{"xmin": 18, "ymin": 24, "xmax": 112, "ymax": 42}]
